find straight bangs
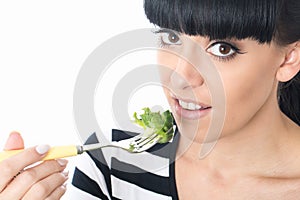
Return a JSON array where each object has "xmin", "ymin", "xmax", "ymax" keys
[{"xmin": 144, "ymin": 0, "xmax": 279, "ymax": 43}]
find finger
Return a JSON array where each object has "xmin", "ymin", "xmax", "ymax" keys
[
  {"xmin": 44, "ymin": 185, "xmax": 67, "ymax": 200},
  {"xmin": 2, "ymin": 159, "xmax": 68, "ymax": 200},
  {"xmin": 0, "ymin": 144, "xmax": 50, "ymax": 192},
  {"xmin": 22, "ymin": 171, "xmax": 68, "ymax": 200},
  {"xmin": 4, "ymin": 131, "xmax": 24, "ymax": 150}
]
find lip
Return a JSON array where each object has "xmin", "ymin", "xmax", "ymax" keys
[{"xmin": 170, "ymin": 94, "xmax": 212, "ymax": 120}]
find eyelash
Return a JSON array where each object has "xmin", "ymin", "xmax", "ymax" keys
[
  {"xmin": 153, "ymin": 29, "xmax": 245, "ymax": 62},
  {"xmin": 206, "ymin": 41, "xmax": 244, "ymax": 62},
  {"xmin": 153, "ymin": 29, "xmax": 181, "ymax": 48}
]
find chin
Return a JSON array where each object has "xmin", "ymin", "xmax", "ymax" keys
[{"xmin": 174, "ymin": 115, "xmax": 219, "ymax": 143}]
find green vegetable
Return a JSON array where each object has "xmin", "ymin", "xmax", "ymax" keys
[{"xmin": 132, "ymin": 107, "xmax": 174, "ymax": 144}]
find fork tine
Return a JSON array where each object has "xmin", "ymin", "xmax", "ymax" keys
[
  {"xmin": 106, "ymin": 127, "xmax": 174, "ymax": 153},
  {"xmin": 135, "ymin": 133, "xmax": 159, "ymax": 146},
  {"xmin": 134, "ymin": 133, "xmax": 157, "ymax": 145},
  {"xmin": 130, "ymin": 134, "xmax": 161, "ymax": 152},
  {"xmin": 130, "ymin": 127, "xmax": 174, "ymax": 152}
]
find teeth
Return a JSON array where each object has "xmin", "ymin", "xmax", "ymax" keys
[{"xmin": 179, "ymin": 100, "xmax": 202, "ymax": 110}]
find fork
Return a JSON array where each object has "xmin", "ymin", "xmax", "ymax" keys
[{"xmin": 0, "ymin": 128, "xmax": 172, "ymax": 162}]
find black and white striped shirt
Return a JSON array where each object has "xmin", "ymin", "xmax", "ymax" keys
[{"xmin": 70, "ymin": 129, "xmax": 180, "ymax": 200}]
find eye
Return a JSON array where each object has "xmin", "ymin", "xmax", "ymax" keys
[
  {"xmin": 161, "ymin": 31, "xmax": 181, "ymax": 45},
  {"xmin": 154, "ymin": 29, "xmax": 182, "ymax": 47},
  {"xmin": 207, "ymin": 42, "xmax": 237, "ymax": 57}
]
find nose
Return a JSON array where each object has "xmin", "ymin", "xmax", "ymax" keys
[{"xmin": 170, "ymin": 53, "xmax": 205, "ymax": 90}]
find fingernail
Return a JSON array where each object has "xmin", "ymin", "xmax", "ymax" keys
[
  {"xmin": 62, "ymin": 183, "xmax": 67, "ymax": 189},
  {"xmin": 9, "ymin": 131, "xmax": 21, "ymax": 137},
  {"xmin": 35, "ymin": 144, "xmax": 50, "ymax": 155},
  {"xmin": 62, "ymin": 171, "xmax": 69, "ymax": 177},
  {"xmin": 57, "ymin": 159, "xmax": 68, "ymax": 166}
]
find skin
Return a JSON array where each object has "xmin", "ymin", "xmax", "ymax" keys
[
  {"xmin": 157, "ymin": 33, "xmax": 300, "ymax": 199},
  {"xmin": 0, "ymin": 132, "xmax": 68, "ymax": 200}
]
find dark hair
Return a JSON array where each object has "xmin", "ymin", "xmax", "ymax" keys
[{"xmin": 144, "ymin": 0, "xmax": 300, "ymax": 125}]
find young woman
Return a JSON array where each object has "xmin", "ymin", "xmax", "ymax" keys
[
  {"xmin": 70, "ymin": 0, "xmax": 300, "ymax": 199},
  {"xmin": 1, "ymin": 0, "xmax": 299, "ymax": 199},
  {"xmin": 68, "ymin": 0, "xmax": 300, "ymax": 199}
]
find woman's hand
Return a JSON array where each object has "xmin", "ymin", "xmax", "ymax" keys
[{"xmin": 0, "ymin": 132, "xmax": 68, "ymax": 200}]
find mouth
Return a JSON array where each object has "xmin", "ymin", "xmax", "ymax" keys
[
  {"xmin": 178, "ymin": 99, "xmax": 211, "ymax": 111},
  {"xmin": 171, "ymin": 95, "xmax": 212, "ymax": 120}
]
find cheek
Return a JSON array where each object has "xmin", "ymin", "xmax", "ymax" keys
[
  {"xmin": 157, "ymin": 51, "xmax": 177, "ymax": 95},
  {"xmin": 225, "ymin": 75, "xmax": 270, "ymax": 118},
  {"xmin": 157, "ymin": 51, "xmax": 177, "ymax": 68},
  {"xmin": 220, "ymin": 55, "xmax": 279, "ymax": 130}
]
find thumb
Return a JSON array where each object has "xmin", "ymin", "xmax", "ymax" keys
[{"xmin": 4, "ymin": 131, "xmax": 25, "ymax": 150}]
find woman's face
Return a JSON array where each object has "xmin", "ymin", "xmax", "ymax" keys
[{"xmin": 156, "ymin": 30, "xmax": 286, "ymax": 143}]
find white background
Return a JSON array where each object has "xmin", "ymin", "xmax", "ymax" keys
[{"xmin": 0, "ymin": 0, "xmax": 169, "ymax": 199}]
